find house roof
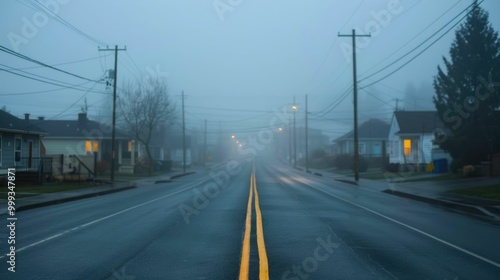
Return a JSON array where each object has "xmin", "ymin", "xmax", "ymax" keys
[
  {"xmin": 30, "ymin": 113, "xmax": 130, "ymax": 139},
  {"xmin": 335, "ymin": 118, "xmax": 390, "ymax": 142},
  {"xmin": 394, "ymin": 111, "xmax": 445, "ymax": 134},
  {"xmin": 0, "ymin": 110, "xmax": 44, "ymax": 135}
]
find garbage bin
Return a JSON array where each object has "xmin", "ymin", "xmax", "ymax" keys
[{"xmin": 432, "ymin": 158, "xmax": 448, "ymax": 173}]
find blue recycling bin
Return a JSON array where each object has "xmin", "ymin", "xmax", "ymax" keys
[{"xmin": 432, "ymin": 158, "xmax": 448, "ymax": 173}]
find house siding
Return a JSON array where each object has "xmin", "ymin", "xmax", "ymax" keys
[
  {"xmin": 43, "ymin": 139, "xmax": 88, "ymax": 156},
  {"xmin": 0, "ymin": 134, "xmax": 15, "ymax": 168},
  {"xmin": 0, "ymin": 132, "xmax": 41, "ymax": 170},
  {"xmin": 388, "ymin": 116, "xmax": 400, "ymax": 163},
  {"xmin": 422, "ymin": 134, "xmax": 434, "ymax": 163}
]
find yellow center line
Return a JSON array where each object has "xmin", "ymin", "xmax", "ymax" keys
[
  {"xmin": 253, "ymin": 167, "xmax": 269, "ymax": 280},
  {"xmin": 239, "ymin": 168, "xmax": 254, "ymax": 280},
  {"xmin": 239, "ymin": 165, "xmax": 269, "ymax": 280}
]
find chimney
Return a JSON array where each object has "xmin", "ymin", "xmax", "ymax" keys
[
  {"xmin": 24, "ymin": 113, "xmax": 30, "ymax": 120},
  {"xmin": 38, "ymin": 116, "xmax": 45, "ymax": 121},
  {"xmin": 78, "ymin": 113, "xmax": 87, "ymax": 127}
]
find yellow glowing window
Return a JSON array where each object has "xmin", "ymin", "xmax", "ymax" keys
[
  {"xmin": 86, "ymin": 141, "xmax": 98, "ymax": 153},
  {"xmin": 128, "ymin": 141, "xmax": 133, "ymax": 152},
  {"xmin": 404, "ymin": 139, "xmax": 411, "ymax": 155}
]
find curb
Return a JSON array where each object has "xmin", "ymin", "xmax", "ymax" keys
[
  {"xmin": 335, "ymin": 178, "xmax": 358, "ymax": 186},
  {"xmin": 169, "ymin": 171, "xmax": 196, "ymax": 180},
  {"xmin": 382, "ymin": 189, "xmax": 497, "ymax": 219},
  {"xmin": 14, "ymin": 185, "xmax": 136, "ymax": 213}
]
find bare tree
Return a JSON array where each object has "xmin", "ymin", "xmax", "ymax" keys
[{"xmin": 119, "ymin": 76, "xmax": 175, "ymax": 174}]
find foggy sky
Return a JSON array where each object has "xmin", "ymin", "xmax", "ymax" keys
[{"xmin": 1, "ymin": 0, "xmax": 500, "ymax": 140}]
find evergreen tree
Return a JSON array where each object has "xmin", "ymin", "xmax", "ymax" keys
[{"xmin": 433, "ymin": 1, "xmax": 500, "ymax": 166}]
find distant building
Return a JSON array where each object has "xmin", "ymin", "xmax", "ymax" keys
[{"xmin": 274, "ymin": 126, "xmax": 328, "ymax": 162}]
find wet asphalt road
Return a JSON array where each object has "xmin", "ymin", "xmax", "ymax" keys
[{"xmin": 1, "ymin": 158, "xmax": 500, "ymax": 279}]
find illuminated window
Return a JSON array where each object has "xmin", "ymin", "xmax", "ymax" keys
[
  {"xmin": 85, "ymin": 141, "xmax": 92, "ymax": 153},
  {"xmin": 86, "ymin": 141, "xmax": 98, "ymax": 153},
  {"xmin": 404, "ymin": 139, "xmax": 411, "ymax": 156},
  {"xmin": 128, "ymin": 141, "xmax": 133, "ymax": 152}
]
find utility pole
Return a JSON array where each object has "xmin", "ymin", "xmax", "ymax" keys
[
  {"xmin": 288, "ymin": 117, "xmax": 292, "ymax": 166},
  {"xmin": 99, "ymin": 45, "xmax": 126, "ymax": 181},
  {"xmin": 204, "ymin": 119, "xmax": 207, "ymax": 167},
  {"xmin": 293, "ymin": 96, "xmax": 297, "ymax": 168},
  {"xmin": 305, "ymin": 94, "xmax": 309, "ymax": 172},
  {"xmin": 181, "ymin": 90, "xmax": 186, "ymax": 173},
  {"xmin": 338, "ymin": 29, "xmax": 370, "ymax": 182},
  {"xmin": 393, "ymin": 98, "xmax": 402, "ymax": 111}
]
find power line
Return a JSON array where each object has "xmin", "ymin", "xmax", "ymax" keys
[
  {"xmin": 300, "ymin": 0, "xmax": 366, "ymax": 95},
  {"xmin": 0, "ymin": 45, "xmax": 104, "ymax": 83},
  {"xmin": 17, "ymin": 55, "xmax": 111, "ymax": 70},
  {"xmin": 359, "ymin": 1, "xmax": 482, "ymax": 89},
  {"xmin": 0, "ymin": 66, "xmax": 107, "ymax": 94},
  {"xmin": 360, "ymin": 1, "xmax": 462, "ymax": 78},
  {"xmin": 26, "ymin": 0, "xmax": 107, "ymax": 46}
]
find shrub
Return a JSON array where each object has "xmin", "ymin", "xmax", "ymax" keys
[
  {"xmin": 350, "ymin": 155, "xmax": 368, "ymax": 173},
  {"xmin": 450, "ymin": 158, "xmax": 463, "ymax": 173},
  {"xmin": 463, "ymin": 165, "xmax": 475, "ymax": 177},
  {"xmin": 334, "ymin": 154, "xmax": 352, "ymax": 170},
  {"xmin": 97, "ymin": 160, "xmax": 109, "ymax": 175}
]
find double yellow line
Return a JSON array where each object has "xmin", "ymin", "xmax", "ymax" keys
[{"xmin": 239, "ymin": 166, "xmax": 269, "ymax": 280}]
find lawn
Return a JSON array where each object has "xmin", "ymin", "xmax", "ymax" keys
[
  {"xmin": 362, "ymin": 171, "xmax": 429, "ymax": 180},
  {"xmin": 449, "ymin": 184, "xmax": 500, "ymax": 200},
  {"xmin": 401, "ymin": 173, "xmax": 462, "ymax": 182}
]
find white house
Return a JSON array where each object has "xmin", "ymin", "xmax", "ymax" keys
[
  {"xmin": 388, "ymin": 111, "xmax": 451, "ymax": 165},
  {"xmin": 31, "ymin": 113, "xmax": 135, "ymax": 175}
]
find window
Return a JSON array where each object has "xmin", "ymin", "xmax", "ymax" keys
[
  {"xmin": 85, "ymin": 140, "xmax": 99, "ymax": 154},
  {"xmin": 358, "ymin": 142, "xmax": 366, "ymax": 155},
  {"xmin": 404, "ymin": 139, "xmax": 411, "ymax": 156},
  {"xmin": 14, "ymin": 137, "xmax": 22, "ymax": 164},
  {"xmin": 373, "ymin": 143, "xmax": 381, "ymax": 155}
]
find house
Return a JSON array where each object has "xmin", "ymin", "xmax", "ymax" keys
[
  {"xmin": 30, "ymin": 113, "xmax": 136, "ymax": 175},
  {"xmin": 0, "ymin": 111, "xmax": 45, "ymax": 175},
  {"xmin": 166, "ymin": 134, "xmax": 192, "ymax": 167},
  {"xmin": 388, "ymin": 111, "xmax": 451, "ymax": 165},
  {"xmin": 334, "ymin": 118, "xmax": 390, "ymax": 159}
]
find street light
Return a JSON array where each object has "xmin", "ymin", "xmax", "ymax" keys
[{"xmin": 292, "ymin": 101, "xmax": 297, "ymax": 168}]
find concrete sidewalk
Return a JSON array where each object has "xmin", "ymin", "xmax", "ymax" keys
[
  {"xmin": 0, "ymin": 168, "xmax": 199, "ymax": 215},
  {"xmin": 303, "ymin": 167, "xmax": 500, "ymax": 220}
]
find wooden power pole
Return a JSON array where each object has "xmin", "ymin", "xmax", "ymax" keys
[
  {"xmin": 338, "ymin": 30, "xmax": 370, "ymax": 182},
  {"xmin": 99, "ymin": 45, "xmax": 126, "ymax": 181}
]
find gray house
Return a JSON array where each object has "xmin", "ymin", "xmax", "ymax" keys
[
  {"xmin": 334, "ymin": 118, "xmax": 390, "ymax": 158},
  {"xmin": 0, "ymin": 111, "xmax": 44, "ymax": 175}
]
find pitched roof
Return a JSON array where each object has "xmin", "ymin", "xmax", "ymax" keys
[
  {"xmin": 0, "ymin": 110, "xmax": 44, "ymax": 134},
  {"xmin": 335, "ymin": 118, "xmax": 390, "ymax": 142},
  {"xmin": 394, "ymin": 111, "xmax": 445, "ymax": 134},
  {"xmin": 30, "ymin": 113, "xmax": 130, "ymax": 139}
]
